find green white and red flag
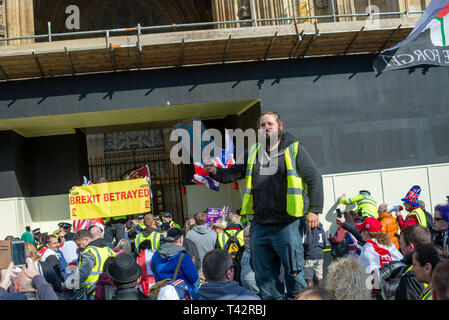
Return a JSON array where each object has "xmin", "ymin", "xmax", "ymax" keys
[{"xmin": 373, "ymin": 0, "xmax": 449, "ymax": 73}]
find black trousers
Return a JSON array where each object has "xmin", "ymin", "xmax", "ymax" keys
[{"xmin": 104, "ymin": 220, "xmax": 125, "ymax": 246}]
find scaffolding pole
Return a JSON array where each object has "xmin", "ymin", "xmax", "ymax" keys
[
  {"xmin": 64, "ymin": 47, "xmax": 75, "ymax": 75},
  {"xmin": 31, "ymin": 51, "xmax": 44, "ymax": 78}
]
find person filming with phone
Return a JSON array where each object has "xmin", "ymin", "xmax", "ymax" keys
[{"xmin": 0, "ymin": 242, "xmax": 59, "ymax": 300}]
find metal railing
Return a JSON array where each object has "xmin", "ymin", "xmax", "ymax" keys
[{"xmin": 0, "ymin": 5, "xmax": 424, "ymax": 45}]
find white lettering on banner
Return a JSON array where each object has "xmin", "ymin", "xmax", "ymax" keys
[
  {"xmin": 397, "ymin": 54, "xmax": 414, "ymax": 64},
  {"xmin": 442, "ymin": 50, "xmax": 449, "ymax": 63},
  {"xmin": 433, "ymin": 49, "xmax": 442, "ymax": 63},
  {"xmin": 385, "ymin": 48, "xmax": 449, "ymax": 69},
  {"xmin": 390, "ymin": 55, "xmax": 403, "ymax": 67},
  {"xmin": 423, "ymin": 49, "xmax": 436, "ymax": 62},
  {"xmin": 413, "ymin": 50, "xmax": 427, "ymax": 62}
]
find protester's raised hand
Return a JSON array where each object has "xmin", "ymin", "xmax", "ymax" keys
[
  {"xmin": 336, "ymin": 215, "xmax": 345, "ymax": 225},
  {"xmin": 0, "ymin": 261, "xmax": 14, "ymax": 290},
  {"xmin": 23, "ymin": 258, "xmax": 40, "ymax": 280},
  {"xmin": 203, "ymin": 159, "xmax": 217, "ymax": 175}
]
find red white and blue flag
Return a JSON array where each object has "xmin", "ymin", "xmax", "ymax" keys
[
  {"xmin": 374, "ymin": 0, "xmax": 449, "ymax": 73},
  {"xmin": 192, "ymin": 130, "xmax": 235, "ymax": 192},
  {"xmin": 192, "ymin": 162, "xmax": 220, "ymax": 192},
  {"xmin": 72, "ymin": 176, "xmax": 105, "ymax": 231}
]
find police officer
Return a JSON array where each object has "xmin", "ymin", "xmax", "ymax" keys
[
  {"xmin": 160, "ymin": 212, "xmax": 181, "ymax": 229},
  {"xmin": 339, "ymin": 190, "xmax": 378, "ymax": 219}
]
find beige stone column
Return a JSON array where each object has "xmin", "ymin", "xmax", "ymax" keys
[{"xmin": 5, "ymin": 0, "xmax": 35, "ymax": 45}]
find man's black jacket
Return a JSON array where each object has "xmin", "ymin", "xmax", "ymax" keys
[{"xmin": 212, "ymin": 132, "xmax": 323, "ymax": 225}]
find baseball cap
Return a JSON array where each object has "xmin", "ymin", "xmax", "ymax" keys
[
  {"xmin": 165, "ymin": 228, "xmax": 183, "ymax": 242},
  {"xmin": 355, "ymin": 217, "xmax": 382, "ymax": 232}
]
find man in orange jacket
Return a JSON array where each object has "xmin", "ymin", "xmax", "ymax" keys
[{"xmin": 378, "ymin": 203, "xmax": 399, "ymax": 249}]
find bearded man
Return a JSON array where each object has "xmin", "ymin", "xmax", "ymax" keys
[{"xmin": 205, "ymin": 111, "xmax": 323, "ymax": 300}]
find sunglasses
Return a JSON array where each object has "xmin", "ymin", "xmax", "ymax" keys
[{"xmin": 434, "ymin": 217, "xmax": 445, "ymax": 221}]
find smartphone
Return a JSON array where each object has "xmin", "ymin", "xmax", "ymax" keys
[
  {"xmin": 11, "ymin": 240, "xmax": 26, "ymax": 267},
  {"xmin": 336, "ymin": 208, "xmax": 342, "ymax": 218}
]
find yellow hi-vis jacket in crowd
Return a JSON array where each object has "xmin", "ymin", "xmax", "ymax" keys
[
  {"xmin": 134, "ymin": 230, "xmax": 162, "ymax": 253},
  {"xmin": 217, "ymin": 229, "xmax": 245, "ymax": 249},
  {"xmin": 339, "ymin": 194, "xmax": 378, "ymax": 219},
  {"xmin": 79, "ymin": 245, "xmax": 116, "ymax": 295},
  {"xmin": 408, "ymin": 207, "xmax": 427, "ymax": 228}
]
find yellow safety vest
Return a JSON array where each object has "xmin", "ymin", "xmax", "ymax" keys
[
  {"xmin": 421, "ymin": 285, "xmax": 433, "ymax": 300},
  {"xmin": 105, "ymin": 215, "xmax": 127, "ymax": 222},
  {"xmin": 241, "ymin": 141, "xmax": 307, "ymax": 218},
  {"xmin": 134, "ymin": 231, "xmax": 162, "ymax": 253},
  {"xmin": 169, "ymin": 220, "xmax": 181, "ymax": 229},
  {"xmin": 79, "ymin": 245, "xmax": 116, "ymax": 295},
  {"xmin": 217, "ymin": 229, "xmax": 245, "ymax": 249},
  {"xmin": 339, "ymin": 194, "xmax": 378, "ymax": 219},
  {"xmin": 409, "ymin": 208, "xmax": 427, "ymax": 228}
]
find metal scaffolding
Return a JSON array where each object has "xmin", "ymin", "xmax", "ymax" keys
[{"xmin": 0, "ymin": 7, "xmax": 423, "ymax": 82}]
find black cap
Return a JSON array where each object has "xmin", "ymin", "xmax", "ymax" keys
[
  {"xmin": 161, "ymin": 212, "xmax": 172, "ymax": 218},
  {"xmin": 136, "ymin": 214, "xmax": 145, "ymax": 219},
  {"xmin": 58, "ymin": 222, "xmax": 65, "ymax": 227},
  {"xmin": 32, "ymin": 228, "xmax": 41, "ymax": 235},
  {"xmin": 359, "ymin": 190, "xmax": 371, "ymax": 196},
  {"xmin": 62, "ymin": 223, "xmax": 72, "ymax": 229},
  {"xmin": 165, "ymin": 228, "xmax": 183, "ymax": 242},
  {"xmin": 107, "ymin": 254, "xmax": 142, "ymax": 283}
]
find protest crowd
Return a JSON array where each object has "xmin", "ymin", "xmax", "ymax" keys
[{"xmin": 1, "ymin": 111, "xmax": 449, "ymax": 301}]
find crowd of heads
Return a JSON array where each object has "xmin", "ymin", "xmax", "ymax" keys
[{"xmin": 2, "ymin": 198, "xmax": 449, "ymax": 301}]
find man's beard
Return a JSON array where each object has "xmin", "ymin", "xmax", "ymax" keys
[{"xmin": 261, "ymin": 129, "xmax": 282, "ymax": 149}]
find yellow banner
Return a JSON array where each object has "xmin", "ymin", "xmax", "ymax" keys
[{"xmin": 69, "ymin": 179, "xmax": 151, "ymax": 220}]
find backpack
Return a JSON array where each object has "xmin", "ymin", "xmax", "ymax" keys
[
  {"xmin": 224, "ymin": 230, "xmax": 243, "ymax": 261},
  {"xmin": 329, "ymin": 226, "xmax": 350, "ymax": 259},
  {"xmin": 148, "ymin": 253, "xmax": 184, "ymax": 300}
]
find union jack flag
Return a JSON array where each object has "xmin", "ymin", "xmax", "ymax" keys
[
  {"xmin": 191, "ymin": 130, "xmax": 235, "ymax": 192},
  {"xmin": 192, "ymin": 163, "xmax": 220, "ymax": 192},
  {"xmin": 72, "ymin": 176, "xmax": 104, "ymax": 231}
]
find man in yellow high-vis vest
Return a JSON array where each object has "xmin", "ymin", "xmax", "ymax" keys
[
  {"xmin": 205, "ymin": 111, "xmax": 324, "ymax": 300},
  {"xmin": 69, "ymin": 227, "xmax": 116, "ymax": 299}
]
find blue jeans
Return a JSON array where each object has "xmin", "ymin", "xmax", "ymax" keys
[{"xmin": 250, "ymin": 218, "xmax": 307, "ymax": 300}]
